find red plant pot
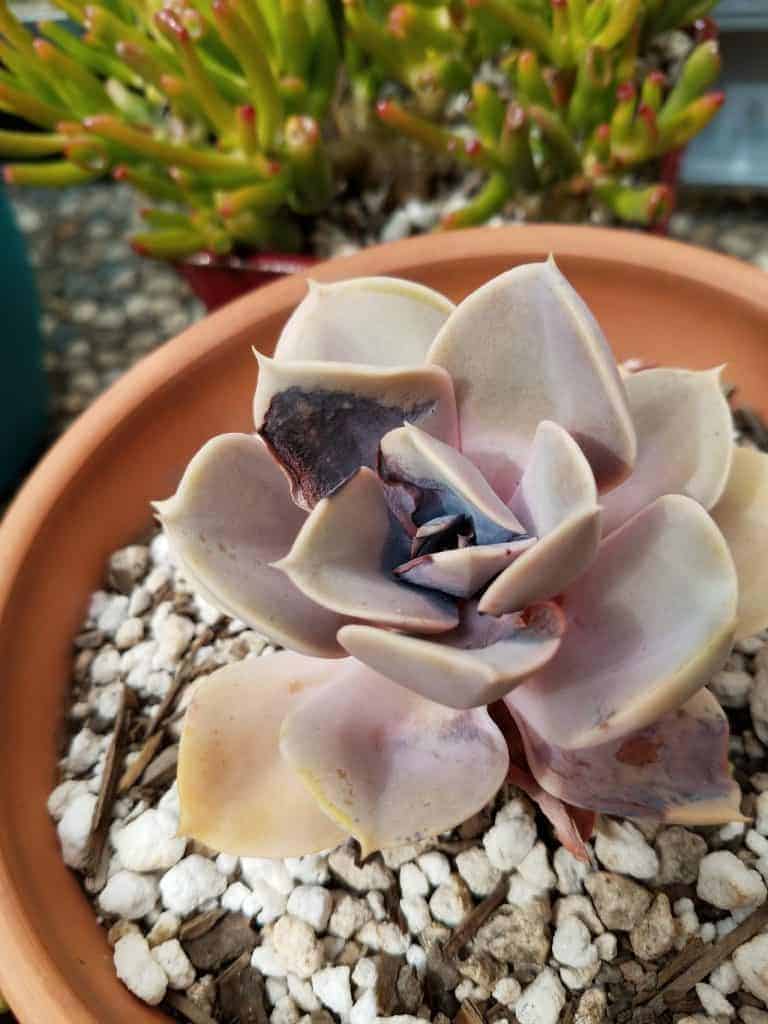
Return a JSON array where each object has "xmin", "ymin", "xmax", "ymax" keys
[{"xmin": 176, "ymin": 250, "xmax": 319, "ymax": 311}]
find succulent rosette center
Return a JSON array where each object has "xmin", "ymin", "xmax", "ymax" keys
[{"xmin": 157, "ymin": 260, "xmax": 768, "ymax": 860}]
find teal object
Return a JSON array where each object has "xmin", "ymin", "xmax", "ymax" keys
[{"xmin": 0, "ymin": 186, "xmax": 47, "ymax": 496}]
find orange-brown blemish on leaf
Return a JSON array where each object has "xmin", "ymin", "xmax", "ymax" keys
[{"xmin": 615, "ymin": 735, "xmax": 662, "ymax": 767}]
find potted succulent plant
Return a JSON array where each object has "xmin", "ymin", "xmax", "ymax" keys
[
  {"xmin": 2, "ymin": 226, "xmax": 768, "ymax": 1024},
  {"xmin": 0, "ymin": 1, "xmax": 723, "ymax": 308}
]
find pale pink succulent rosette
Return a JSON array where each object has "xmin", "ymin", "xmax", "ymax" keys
[{"xmin": 156, "ymin": 258, "xmax": 768, "ymax": 861}]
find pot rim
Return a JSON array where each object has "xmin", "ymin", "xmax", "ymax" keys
[{"xmin": 1, "ymin": 223, "xmax": 768, "ymax": 1022}]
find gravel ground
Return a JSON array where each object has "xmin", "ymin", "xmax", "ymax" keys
[{"xmin": 44, "ymin": 407, "xmax": 768, "ymax": 1024}]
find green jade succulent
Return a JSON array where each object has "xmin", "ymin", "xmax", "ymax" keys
[
  {"xmin": 0, "ymin": 0, "xmax": 339, "ymax": 258},
  {"xmin": 155, "ymin": 261, "xmax": 768, "ymax": 860},
  {"xmin": 352, "ymin": 0, "xmax": 724, "ymax": 226}
]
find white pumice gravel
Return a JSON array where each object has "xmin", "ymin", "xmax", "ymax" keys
[{"xmin": 48, "ymin": 525, "xmax": 768, "ymax": 1022}]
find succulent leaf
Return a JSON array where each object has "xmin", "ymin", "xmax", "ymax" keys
[
  {"xmin": 380, "ymin": 424, "xmax": 525, "ymax": 543},
  {"xmin": 276, "ymin": 467, "xmax": 459, "ymax": 634},
  {"xmin": 428, "ymin": 258, "xmax": 636, "ymax": 499},
  {"xmin": 508, "ymin": 494, "xmax": 738, "ymax": 749},
  {"xmin": 712, "ymin": 446, "xmax": 768, "ymax": 641},
  {"xmin": 338, "ymin": 600, "xmax": 565, "ymax": 709},
  {"xmin": 253, "ymin": 354, "xmax": 458, "ymax": 509},
  {"xmin": 155, "ymin": 432, "xmax": 346, "ymax": 657},
  {"xmin": 178, "ymin": 651, "xmax": 348, "ymax": 857},
  {"xmin": 512, "ymin": 688, "xmax": 743, "ymax": 824},
  {"xmin": 279, "ymin": 663, "xmax": 510, "ymax": 854},
  {"xmin": 479, "ymin": 420, "xmax": 601, "ymax": 614},
  {"xmin": 274, "ymin": 277, "xmax": 454, "ymax": 366},
  {"xmin": 393, "ymin": 537, "xmax": 535, "ymax": 598},
  {"xmin": 601, "ymin": 367, "xmax": 734, "ymax": 535},
  {"xmin": 512, "ymin": 495, "xmax": 741, "ymax": 753}
]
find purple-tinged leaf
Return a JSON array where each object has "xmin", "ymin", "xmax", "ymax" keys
[
  {"xmin": 428, "ymin": 258, "xmax": 636, "ymax": 499},
  {"xmin": 275, "ymin": 276, "xmax": 454, "ymax": 366},
  {"xmin": 508, "ymin": 495, "xmax": 738, "ymax": 749},
  {"xmin": 155, "ymin": 433, "xmax": 345, "ymax": 657},
  {"xmin": 602, "ymin": 368, "xmax": 733, "ymax": 535},
  {"xmin": 510, "ymin": 689, "xmax": 743, "ymax": 825},
  {"xmin": 712, "ymin": 445, "xmax": 768, "ymax": 641},
  {"xmin": 279, "ymin": 664, "xmax": 509, "ymax": 855},
  {"xmin": 338, "ymin": 600, "xmax": 564, "ymax": 709},
  {"xmin": 275, "ymin": 468, "xmax": 458, "ymax": 634},
  {"xmin": 394, "ymin": 538, "xmax": 534, "ymax": 598}
]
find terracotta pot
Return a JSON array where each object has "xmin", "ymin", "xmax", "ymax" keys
[
  {"xmin": 2, "ymin": 225, "xmax": 768, "ymax": 1024},
  {"xmin": 176, "ymin": 251, "xmax": 319, "ymax": 311}
]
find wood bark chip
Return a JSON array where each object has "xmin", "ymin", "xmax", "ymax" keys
[
  {"xmin": 141, "ymin": 742, "xmax": 179, "ymax": 789},
  {"xmin": 179, "ymin": 908, "xmax": 227, "ymax": 942},
  {"xmin": 84, "ymin": 685, "xmax": 131, "ymax": 876},
  {"xmin": 217, "ymin": 951, "xmax": 269, "ymax": 1024},
  {"xmin": 444, "ymin": 877, "xmax": 508, "ymax": 959},
  {"xmin": 117, "ymin": 729, "xmax": 164, "ymax": 794},
  {"xmin": 163, "ymin": 990, "xmax": 219, "ymax": 1024},
  {"xmin": 183, "ymin": 912, "xmax": 258, "ymax": 971},
  {"xmin": 625, "ymin": 902, "xmax": 768, "ymax": 1018},
  {"xmin": 144, "ymin": 628, "xmax": 214, "ymax": 740},
  {"xmin": 454, "ymin": 999, "xmax": 486, "ymax": 1024},
  {"xmin": 373, "ymin": 954, "xmax": 400, "ymax": 1015}
]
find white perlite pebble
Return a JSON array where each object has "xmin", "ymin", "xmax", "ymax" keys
[
  {"xmin": 115, "ymin": 616, "xmax": 144, "ymax": 650},
  {"xmin": 695, "ymin": 981, "xmax": 734, "ymax": 1018},
  {"xmin": 355, "ymin": 921, "xmax": 409, "ymax": 956},
  {"xmin": 287, "ymin": 885, "xmax": 333, "ymax": 933},
  {"xmin": 350, "ymin": 987, "xmax": 378, "ymax": 1024},
  {"xmin": 552, "ymin": 917, "xmax": 598, "ymax": 969},
  {"xmin": 400, "ymin": 862, "xmax": 430, "ymax": 898},
  {"xmin": 595, "ymin": 933, "xmax": 617, "ymax": 961},
  {"xmin": 756, "ymin": 792, "xmax": 768, "ymax": 836},
  {"xmin": 329, "ymin": 896, "xmax": 372, "ymax": 939},
  {"xmin": 554, "ymin": 846, "xmax": 590, "ymax": 895},
  {"xmin": 66, "ymin": 727, "xmax": 104, "ymax": 774},
  {"xmin": 99, "ymin": 871, "xmax": 159, "ymax": 920},
  {"xmin": 159, "ymin": 854, "xmax": 227, "ymax": 915},
  {"xmin": 456, "ymin": 848, "xmax": 502, "ymax": 897},
  {"xmin": 266, "ymin": 979, "xmax": 289, "ymax": 1006},
  {"xmin": 553, "ymin": 895, "xmax": 603, "ymax": 936},
  {"xmin": 271, "ymin": 994, "xmax": 300, "ymax": 1024},
  {"xmin": 153, "ymin": 613, "xmax": 195, "ymax": 668},
  {"xmin": 594, "ymin": 819, "xmax": 659, "ymax": 880},
  {"xmin": 284, "ymin": 854, "xmax": 330, "ymax": 886},
  {"xmin": 95, "ymin": 682, "xmax": 124, "ymax": 723},
  {"xmin": 417, "ymin": 851, "xmax": 451, "ymax": 888},
  {"xmin": 367, "ymin": 891, "xmax": 386, "ymax": 921},
  {"xmin": 697, "ymin": 851, "xmax": 767, "ymax": 910},
  {"xmin": 222, "ymin": 882, "xmax": 252, "ymax": 914},
  {"xmin": 97, "ymin": 594, "xmax": 130, "ymax": 635},
  {"xmin": 287, "ymin": 974, "xmax": 321, "ymax": 1012},
  {"xmin": 57, "ymin": 792, "xmax": 97, "ymax": 868},
  {"xmin": 406, "ymin": 944, "xmax": 426, "ymax": 975},
  {"xmin": 273, "ymin": 915, "xmax": 324, "ymax": 979},
  {"xmin": 429, "ymin": 875, "xmax": 473, "ymax": 927},
  {"xmin": 90, "ymin": 646, "xmax": 121, "ymax": 684},
  {"xmin": 352, "ymin": 957, "xmax": 378, "ymax": 989},
  {"xmin": 113, "ymin": 809, "xmax": 186, "ymax": 872},
  {"xmin": 252, "ymin": 942, "xmax": 287, "ymax": 978},
  {"xmin": 128, "ymin": 585, "xmax": 151, "ymax": 617},
  {"xmin": 328, "ymin": 848, "xmax": 393, "ymax": 892},
  {"xmin": 734, "ymin": 933, "xmax": 768, "ymax": 1003},
  {"xmin": 492, "ymin": 977, "xmax": 522, "ymax": 1007},
  {"xmin": 400, "ymin": 896, "xmax": 431, "ymax": 935},
  {"xmin": 216, "ymin": 853, "xmax": 239, "ymax": 878},
  {"xmin": 483, "ymin": 815, "xmax": 537, "ymax": 872},
  {"xmin": 247, "ymin": 880, "xmax": 289, "ymax": 925},
  {"xmin": 709, "ymin": 960, "xmax": 740, "ymax": 995},
  {"xmin": 241, "ymin": 857, "xmax": 294, "ymax": 895},
  {"xmin": 48, "ymin": 779, "xmax": 90, "ymax": 822},
  {"xmin": 114, "ymin": 933, "xmax": 167, "ymax": 1006},
  {"xmin": 518, "ymin": 842, "xmax": 557, "ymax": 891},
  {"xmin": 515, "ymin": 967, "xmax": 566, "ymax": 1024},
  {"xmin": 152, "ymin": 939, "xmax": 195, "ymax": 990},
  {"xmin": 147, "ymin": 911, "xmax": 180, "ymax": 947},
  {"xmin": 312, "ymin": 965, "xmax": 353, "ymax": 1020}
]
